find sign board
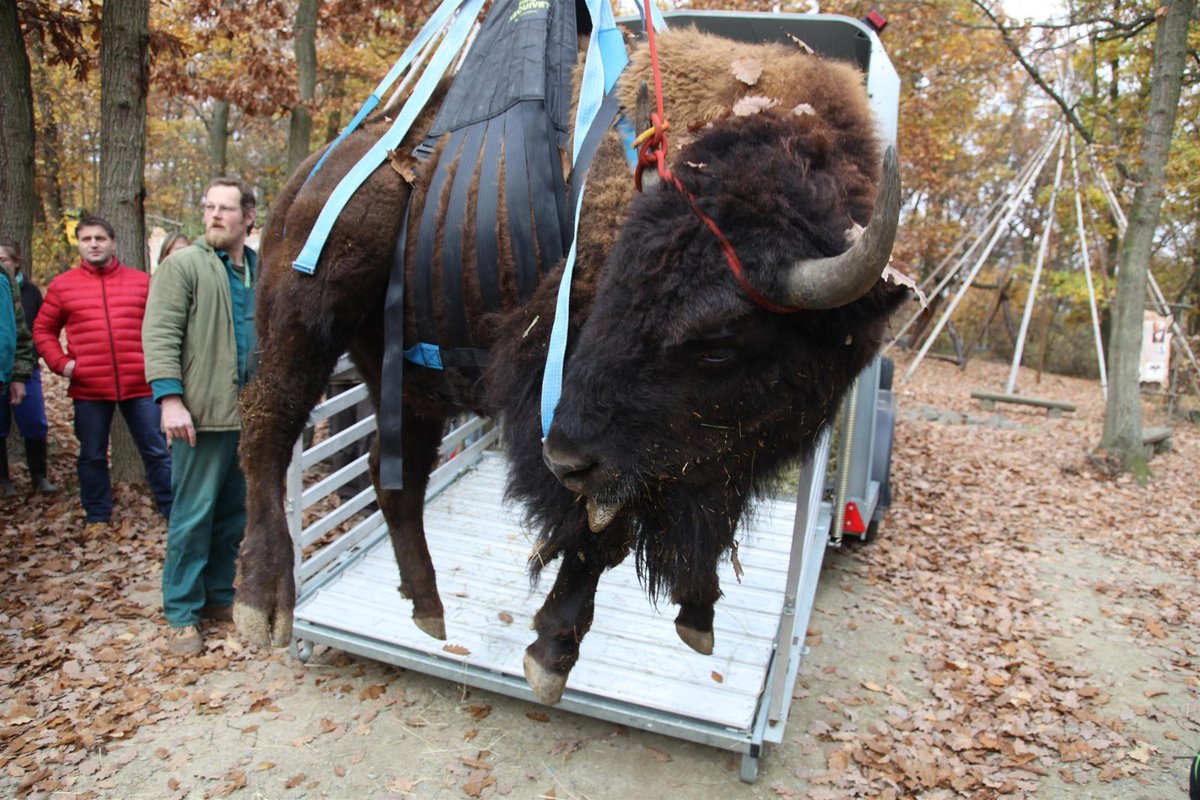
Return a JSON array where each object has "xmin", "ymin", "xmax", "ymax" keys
[{"xmin": 1139, "ymin": 310, "xmax": 1172, "ymax": 386}]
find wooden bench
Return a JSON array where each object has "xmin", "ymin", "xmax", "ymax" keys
[
  {"xmin": 1142, "ymin": 426, "xmax": 1173, "ymax": 454},
  {"xmin": 969, "ymin": 390, "xmax": 1077, "ymax": 418}
]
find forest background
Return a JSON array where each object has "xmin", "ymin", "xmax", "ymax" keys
[{"xmin": 2, "ymin": 0, "xmax": 1198, "ymax": 445}]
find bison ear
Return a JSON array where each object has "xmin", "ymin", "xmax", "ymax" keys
[
  {"xmin": 633, "ymin": 81, "xmax": 663, "ymax": 193},
  {"xmin": 634, "ymin": 81, "xmax": 652, "ymax": 135}
]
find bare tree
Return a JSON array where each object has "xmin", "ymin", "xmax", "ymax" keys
[
  {"xmin": 286, "ymin": 0, "xmax": 319, "ymax": 174},
  {"xmin": 99, "ymin": 0, "xmax": 150, "ymax": 273},
  {"xmin": 99, "ymin": 0, "xmax": 152, "ymax": 483},
  {"xmin": 0, "ymin": 0, "xmax": 36, "ymax": 264},
  {"xmin": 1100, "ymin": 0, "xmax": 1195, "ymax": 470}
]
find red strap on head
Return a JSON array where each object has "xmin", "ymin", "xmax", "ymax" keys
[
  {"xmin": 669, "ymin": 174, "xmax": 802, "ymax": 315},
  {"xmin": 633, "ymin": 0, "xmax": 800, "ymax": 315}
]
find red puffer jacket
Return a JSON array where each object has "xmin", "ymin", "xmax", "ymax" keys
[{"xmin": 33, "ymin": 258, "xmax": 154, "ymax": 401}]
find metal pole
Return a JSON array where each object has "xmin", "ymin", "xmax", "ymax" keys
[
  {"xmin": 1005, "ymin": 133, "xmax": 1068, "ymax": 395},
  {"xmin": 886, "ymin": 135, "xmax": 1056, "ymax": 355},
  {"xmin": 903, "ymin": 124, "xmax": 1063, "ymax": 382},
  {"xmin": 288, "ymin": 437, "xmax": 306, "ymax": 595},
  {"xmin": 1068, "ymin": 134, "xmax": 1108, "ymax": 398}
]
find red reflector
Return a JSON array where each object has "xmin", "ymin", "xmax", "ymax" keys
[
  {"xmin": 864, "ymin": 10, "xmax": 887, "ymax": 33},
  {"xmin": 843, "ymin": 501, "xmax": 866, "ymax": 533}
]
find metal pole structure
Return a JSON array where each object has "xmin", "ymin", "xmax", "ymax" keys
[
  {"xmin": 1005, "ymin": 134, "xmax": 1067, "ymax": 395},
  {"xmin": 886, "ymin": 136, "xmax": 1057, "ymax": 355},
  {"xmin": 1068, "ymin": 134, "xmax": 1108, "ymax": 398},
  {"xmin": 903, "ymin": 124, "xmax": 1063, "ymax": 382},
  {"xmin": 918, "ymin": 191, "xmax": 1011, "ymax": 294}
]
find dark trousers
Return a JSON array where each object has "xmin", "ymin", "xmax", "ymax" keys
[
  {"xmin": 74, "ymin": 397, "xmax": 174, "ymax": 523},
  {"xmin": 0, "ymin": 367, "xmax": 49, "ymax": 440},
  {"xmin": 161, "ymin": 431, "xmax": 245, "ymax": 627}
]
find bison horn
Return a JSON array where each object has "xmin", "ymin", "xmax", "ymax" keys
[{"xmin": 780, "ymin": 146, "xmax": 901, "ymax": 310}]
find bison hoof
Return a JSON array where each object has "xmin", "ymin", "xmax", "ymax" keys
[
  {"xmin": 523, "ymin": 651, "xmax": 567, "ymax": 705},
  {"xmin": 234, "ymin": 601, "xmax": 293, "ymax": 648},
  {"xmin": 675, "ymin": 622, "xmax": 714, "ymax": 655},
  {"xmin": 413, "ymin": 613, "xmax": 446, "ymax": 640}
]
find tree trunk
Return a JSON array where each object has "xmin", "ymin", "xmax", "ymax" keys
[
  {"xmin": 286, "ymin": 0, "xmax": 319, "ymax": 174},
  {"xmin": 98, "ymin": 0, "xmax": 151, "ymax": 484},
  {"xmin": 98, "ymin": 0, "xmax": 150, "ymax": 272},
  {"xmin": 1100, "ymin": 0, "xmax": 1194, "ymax": 471},
  {"xmin": 208, "ymin": 98, "xmax": 230, "ymax": 176},
  {"xmin": 324, "ymin": 71, "xmax": 346, "ymax": 143},
  {"xmin": 0, "ymin": 0, "xmax": 37, "ymax": 265},
  {"xmin": 30, "ymin": 42, "xmax": 74, "ymax": 270}
]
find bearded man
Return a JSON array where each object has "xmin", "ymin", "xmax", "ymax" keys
[{"xmin": 143, "ymin": 177, "xmax": 258, "ymax": 657}]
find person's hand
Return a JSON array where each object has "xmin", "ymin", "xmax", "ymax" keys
[
  {"xmin": 8, "ymin": 382, "xmax": 24, "ymax": 406},
  {"xmin": 160, "ymin": 395, "xmax": 196, "ymax": 447},
  {"xmin": 63, "ymin": 360, "xmax": 76, "ymax": 379}
]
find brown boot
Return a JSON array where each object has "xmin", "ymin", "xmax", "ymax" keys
[{"xmin": 167, "ymin": 625, "xmax": 204, "ymax": 656}]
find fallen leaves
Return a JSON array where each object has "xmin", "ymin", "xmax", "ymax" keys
[
  {"xmin": 790, "ymin": 356, "xmax": 1200, "ymax": 798},
  {"xmin": 732, "ymin": 95, "xmax": 778, "ymax": 117},
  {"xmin": 731, "ymin": 56, "xmax": 763, "ymax": 86}
]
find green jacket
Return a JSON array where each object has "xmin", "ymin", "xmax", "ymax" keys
[
  {"xmin": 0, "ymin": 268, "xmax": 33, "ymax": 387},
  {"xmin": 143, "ymin": 240, "xmax": 256, "ymax": 431}
]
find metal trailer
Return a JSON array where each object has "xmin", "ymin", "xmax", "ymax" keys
[{"xmin": 283, "ymin": 11, "xmax": 899, "ymax": 783}]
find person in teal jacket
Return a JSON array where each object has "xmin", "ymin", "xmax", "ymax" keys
[
  {"xmin": 143, "ymin": 177, "xmax": 257, "ymax": 658},
  {"xmin": 0, "ymin": 258, "xmax": 33, "ymax": 428}
]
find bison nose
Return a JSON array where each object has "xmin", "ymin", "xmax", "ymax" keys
[{"xmin": 542, "ymin": 434, "xmax": 599, "ymax": 494}]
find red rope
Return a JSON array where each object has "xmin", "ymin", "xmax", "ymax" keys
[{"xmin": 633, "ymin": 0, "xmax": 800, "ymax": 314}]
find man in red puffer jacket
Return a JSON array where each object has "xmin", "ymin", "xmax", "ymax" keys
[{"xmin": 33, "ymin": 215, "xmax": 173, "ymax": 527}]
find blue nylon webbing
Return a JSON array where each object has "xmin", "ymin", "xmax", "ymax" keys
[
  {"xmin": 302, "ymin": 0, "xmax": 470, "ymax": 185},
  {"xmin": 539, "ymin": 0, "xmax": 667, "ymax": 437},
  {"xmin": 292, "ymin": 0, "xmax": 484, "ymax": 275}
]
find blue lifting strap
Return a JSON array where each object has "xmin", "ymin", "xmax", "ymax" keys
[
  {"xmin": 291, "ymin": 0, "xmax": 484, "ymax": 275},
  {"xmin": 302, "ymin": 0, "xmax": 471, "ymax": 186},
  {"xmin": 539, "ymin": 0, "xmax": 666, "ymax": 438}
]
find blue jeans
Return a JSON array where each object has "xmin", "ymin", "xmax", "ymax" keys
[
  {"xmin": 74, "ymin": 397, "xmax": 174, "ymax": 523},
  {"xmin": 0, "ymin": 367, "xmax": 49, "ymax": 440},
  {"xmin": 161, "ymin": 431, "xmax": 245, "ymax": 627}
]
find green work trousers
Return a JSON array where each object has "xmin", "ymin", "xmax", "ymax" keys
[{"xmin": 161, "ymin": 431, "xmax": 245, "ymax": 628}]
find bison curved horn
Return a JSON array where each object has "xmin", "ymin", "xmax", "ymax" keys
[{"xmin": 780, "ymin": 146, "xmax": 901, "ymax": 310}]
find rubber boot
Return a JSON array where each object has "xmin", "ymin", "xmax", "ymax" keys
[
  {"xmin": 25, "ymin": 438, "xmax": 59, "ymax": 495},
  {"xmin": 0, "ymin": 443, "xmax": 14, "ymax": 497}
]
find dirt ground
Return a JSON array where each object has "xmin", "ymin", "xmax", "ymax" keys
[{"xmin": 2, "ymin": 356, "xmax": 1198, "ymax": 799}]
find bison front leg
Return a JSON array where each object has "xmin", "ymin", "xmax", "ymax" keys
[
  {"xmin": 672, "ymin": 572, "xmax": 721, "ymax": 655},
  {"xmin": 523, "ymin": 516, "xmax": 632, "ymax": 705},
  {"xmin": 369, "ymin": 407, "xmax": 448, "ymax": 640},
  {"xmin": 236, "ymin": 331, "xmax": 345, "ymax": 647}
]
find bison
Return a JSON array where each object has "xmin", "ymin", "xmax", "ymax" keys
[{"xmin": 234, "ymin": 22, "xmax": 909, "ymax": 705}]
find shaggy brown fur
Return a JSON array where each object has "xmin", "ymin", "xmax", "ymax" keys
[{"xmin": 235, "ymin": 27, "xmax": 902, "ymax": 704}]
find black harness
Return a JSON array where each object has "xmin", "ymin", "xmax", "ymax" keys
[{"xmin": 379, "ymin": 0, "xmax": 584, "ymax": 488}]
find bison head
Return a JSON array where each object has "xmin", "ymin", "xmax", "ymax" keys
[{"xmin": 535, "ymin": 111, "xmax": 905, "ymax": 595}]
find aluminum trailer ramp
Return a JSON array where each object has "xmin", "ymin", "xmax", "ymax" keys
[{"xmin": 289, "ymin": 388, "xmax": 835, "ymax": 782}]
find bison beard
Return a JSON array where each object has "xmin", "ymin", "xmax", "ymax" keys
[{"xmin": 235, "ymin": 27, "xmax": 908, "ymax": 705}]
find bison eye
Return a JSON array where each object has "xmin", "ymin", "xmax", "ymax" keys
[
  {"xmin": 697, "ymin": 347, "xmax": 736, "ymax": 368},
  {"xmin": 691, "ymin": 332, "xmax": 739, "ymax": 369}
]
